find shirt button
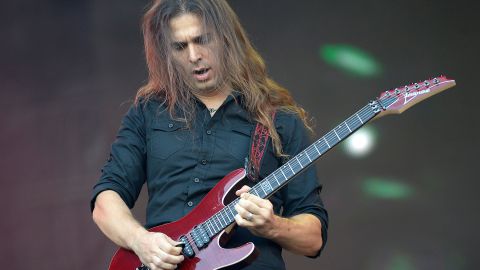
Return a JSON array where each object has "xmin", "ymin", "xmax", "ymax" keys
[
  {"xmin": 194, "ymin": 177, "xmax": 200, "ymax": 183},
  {"xmin": 206, "ymin": 130, "xmax": 212, "ymax": 135},
  {"xmin": 187, "ymin": 201, "xmax": 194, "ymax": 207},
  {"xmin": 201, "ymin": 159, "xmax": 207, "ymax": 165},
  {"xmin": 168, "ymin": 123, "xmax": 174, "ymax": 128}
]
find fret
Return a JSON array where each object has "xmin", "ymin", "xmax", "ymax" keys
[
  {"xmin": 305, "ymin": 151, "xmax": 312, "ymax": 162},
  {"xmin": 219, "ymin": 212, "xmax": 227, "ymax": 226},
  {"xmin": 226, "ymin": 205, "xmax": 236, "ymax": 218},
  {"xmin": 224, "ymin": 210, "xmax": 232, "ymax": 224},
  {"xmin": 216, "ymin": 214, "xmax": 224, "ymax": 227},
  {"xmin": 327, "ymin": 132, "xmax": 340, "ymax": 145},
  {"xmin": 287, "ymin": 162, "xmax": 295, "ymax": 174},
  {"xmin": 323, "ymin": 137, "xmax": 330, "ymax": 148},
  {"xmin": 345, "ymin": 121, "xmax": 352, "ymax": 132},
  {"xmin": 261, "ymin": 180, "xmax": 273, "ymax": 194},
  {"xmin": 211, "ymin": 217, "xmax": 220, "ymax": 232},
  {"xmin": 279, "ymin": 167, "xmax": 287, "ymax": 179},
  {"xmin": 347, "ymin": 115, "xmax": 362, "ymax": 130},
  {"xmin": 206, "ymin": 220, "xmax": 213, "ymax": 236},
  {"xmin": 256, "ymin": 186, "xmax": 266, "ymax": 198},
  {"xmin": 313, "ymin": 143, "xmax": 321, "ymax": 154},
  {"xmin": 362, "ymin": 107, "xmax": 376, "ymax": 122},
  {"xmin": 252, "ymin": 188, "xmax": 260, "ymax": 197},
  {"xmin": 336, "ymin": 124, "xmax": 350, "ymax": 139},
  {"xmin": 259, "ymin": 182, "xmax": 267, "ymax": 195},
  {"xmin": 356, "ymin": 113, "xmax": 364, "ymax": 124},
  {"xmin": 333, "ymin": 129, "xmax": 341, "ymax": 140},
  {"xmin": 267, "ymin": 179, "xmax": 274, "ymax": 191},
  {"xmin": 272, "ymin": 173, "xmax": 280, "ymax": 185},
  {"xmin": 282, "ymin": 165, "xmax": 294, "ymax": 178},
  {"xmin": 209, "ymin": 219, "xmax": 216, "ymax": 233},
  {"xmin": 295, "ymin": 156, "xmax": 304, "ymax": 168},
  {"xmin": 268, "ymin": 177, "xmax": 278, "ymax": 189}
]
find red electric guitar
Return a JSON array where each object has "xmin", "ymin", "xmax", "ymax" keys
[{"xmin": 108, "ymin": 76, "xmax": 456, "ymax": 270}]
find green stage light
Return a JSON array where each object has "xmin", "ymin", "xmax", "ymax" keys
[
  {"xmin": 320, "ymin": 44, "xmax": 382, "ymax": 77},
  {"xmin": 363, "ymin": 178, "xmax": 414, "ymax": 200},
  {"xmin": 388, "ymin": 253, "xmax": 415, "ymax": 270}
]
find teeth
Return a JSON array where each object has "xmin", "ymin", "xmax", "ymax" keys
[{"xmin": 194, "ymin": 68, "xmax": 208, "ymax": 75}]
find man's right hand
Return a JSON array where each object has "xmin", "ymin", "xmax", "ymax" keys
[{"xmin": 131, "ymin": 230, "xmax": 184, "ymax": 270}]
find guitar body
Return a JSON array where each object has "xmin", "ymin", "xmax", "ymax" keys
[{"xmin": 109, "ymin": 168, "xmax": 259, "ymax": 270}]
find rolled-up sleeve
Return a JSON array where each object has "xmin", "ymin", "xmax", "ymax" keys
[
  {"xmin": 277, "ymin": 112, "xmax": 329, "ymax": 257},
  {"xmin": 90, "ymin": 103, "xmax": 147, "ymax": 211}
]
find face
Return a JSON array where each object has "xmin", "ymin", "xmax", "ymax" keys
[{"xmin": 169, "ymin": 13, "xmax": 228, "ymax": 96}]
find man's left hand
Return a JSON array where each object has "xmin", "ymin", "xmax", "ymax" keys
[{"xmin": 234, "ymin": 185, "xmax": 279, "ymax": 239}]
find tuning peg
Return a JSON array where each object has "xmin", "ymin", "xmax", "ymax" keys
[{"xmin": 424, "ymin": 80, "xmax": 430, "ymax": 87}]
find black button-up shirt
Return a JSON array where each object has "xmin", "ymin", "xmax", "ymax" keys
[{"xmin": 92, "ymin": 93, "xmax": 328, "ymax": 269}]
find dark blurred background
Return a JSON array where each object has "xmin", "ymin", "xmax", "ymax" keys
[{"xmin": 1, "ymin": 0, "xmax": 478, "ymax": 269}]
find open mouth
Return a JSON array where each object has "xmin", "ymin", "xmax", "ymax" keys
[
  {"xmin": 193, "ymin": 67, "xmax": 211, "ymax": 81},
  {"xmin": 193, "ymin": 67, "xmax": 210, "ymax": 75}
]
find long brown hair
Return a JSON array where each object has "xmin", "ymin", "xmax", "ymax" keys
[{"xmin": 136, "ymin": 0, "xmax": 312, "ymax": 156}]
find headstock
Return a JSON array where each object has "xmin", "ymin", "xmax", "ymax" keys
[{"xmin": 374, "ymin": 76, "xmax": 456, "ymax": 118}]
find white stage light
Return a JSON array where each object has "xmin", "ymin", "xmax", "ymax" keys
[{"xmin": 343, "ymin": 126, "xmax": 377, "ymax": 158}]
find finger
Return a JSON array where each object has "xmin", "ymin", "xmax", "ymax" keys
[
  {"xmin": 241, "ymin": 192, "xmax": 272, "ymax": 209},
  {"xmin": 235, "ymin": 185, "xmax": 251, "ymax": 196},
  {"xmin": 159, "ymin": 250, "xmax": 185, "ymax": 265},
  {"xmin": 234, "ymin": 213, "xmax": 253, "ymax": 227},
  {"xmin": 238, "ymin": 197, "xmax": 262, "ymax": 215},
  {"xmin": 157, "ymin": 234, "xmax": 183, "ymax": 255},
  {"xmin": 235, "ymin": 203, "xmax": 258, "ymax": 224},
  {"xmin": 151, "ymin": 255, "xmax": 178, "ymax": 270},
  {"xmin": 166, "ymin": 237, "xmax": 184, "ymax": 254}
]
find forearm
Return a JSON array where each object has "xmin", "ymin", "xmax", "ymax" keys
[
  {"xmin": 269, "ymin": 213, "xmax": 323, "ymax": 256},
  {"xmin": 92, "ymin": 190, "xmax": 147, "ymax": 250}
]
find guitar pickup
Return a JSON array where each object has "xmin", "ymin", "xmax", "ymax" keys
[
  {"xmin": 190, "ymin": 224, "xmax": 211, "ymax": 250},
  {"xmin": 179, "ymin": 236, "xmax": 195, "ymax": 258}
]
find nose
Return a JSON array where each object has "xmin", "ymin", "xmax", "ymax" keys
[{"xmin": 187, "ymin": 44, "xmax": 201, "ymax": 63}]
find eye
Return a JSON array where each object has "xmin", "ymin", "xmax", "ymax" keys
[{"xmin": 172, "ymin": 42, "xmax": 187, "ymax": 51}]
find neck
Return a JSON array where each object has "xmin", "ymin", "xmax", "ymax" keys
[{"xmin": 195, "ymin": 87, "xmax": 232, "ymax": 110}]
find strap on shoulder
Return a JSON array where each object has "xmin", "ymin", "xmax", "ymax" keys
[{"xmin": 245, "ymin": 111, "xmax": 276, "ymax": 182}]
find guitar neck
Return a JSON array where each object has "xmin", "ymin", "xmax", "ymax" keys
[
  {"xmin": 199, "ymin": 101, "xmax": 380, "ymax": 237},
  {"xmin": 250, "ymin": 102, "xmax": 380, "ymax": 199}
]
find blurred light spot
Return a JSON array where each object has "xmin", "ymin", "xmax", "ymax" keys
[
  {"xmin": 363, "ymin": 178, "xmax": 414, "ymax": 200},
  {"xmin": 343, "ymin": 126, "xmax": 377, "ymax": 158},
  {"xmin": 320, "ymin": 44, "xmax": 382, "ymax": 77},
  {"xmin": 388, "ymin": 253, "xmax": 415, "ymax": 270}
]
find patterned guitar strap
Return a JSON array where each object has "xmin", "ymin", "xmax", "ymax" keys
[{"xmin": 244, "ymin": 111, "xmax": 276, "ymax": 182}]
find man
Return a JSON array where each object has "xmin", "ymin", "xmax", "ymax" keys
[{"xmin": 91, "ymin": 0, "xmax": 328, "ymax": 269}]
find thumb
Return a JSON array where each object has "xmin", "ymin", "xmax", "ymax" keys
[{"xmin": 163, "ymin": 233, "xmax": 181, "ymax": 246}]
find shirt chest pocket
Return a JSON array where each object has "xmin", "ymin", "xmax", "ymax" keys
[
  {"xmin": 148, "ymin": 121, "xmax": 188, "ymax": 159},
  {"xmin": 228, "ymin": 125, "xmax": 253, "ymax": 162}
]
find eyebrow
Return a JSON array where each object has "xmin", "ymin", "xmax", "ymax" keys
[{"xmin": 171, "ymin": 33, "xmax": 213, "ymax": 49}]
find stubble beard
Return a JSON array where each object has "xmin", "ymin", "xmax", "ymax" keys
[{"xmin": 189, "ymin": 74, "xmax": 228, "ymax": 98}]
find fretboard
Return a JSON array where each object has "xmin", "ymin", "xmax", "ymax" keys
[{"xmin": 196, "ymin": 100, "xmax": 384, "ymax": 239}]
